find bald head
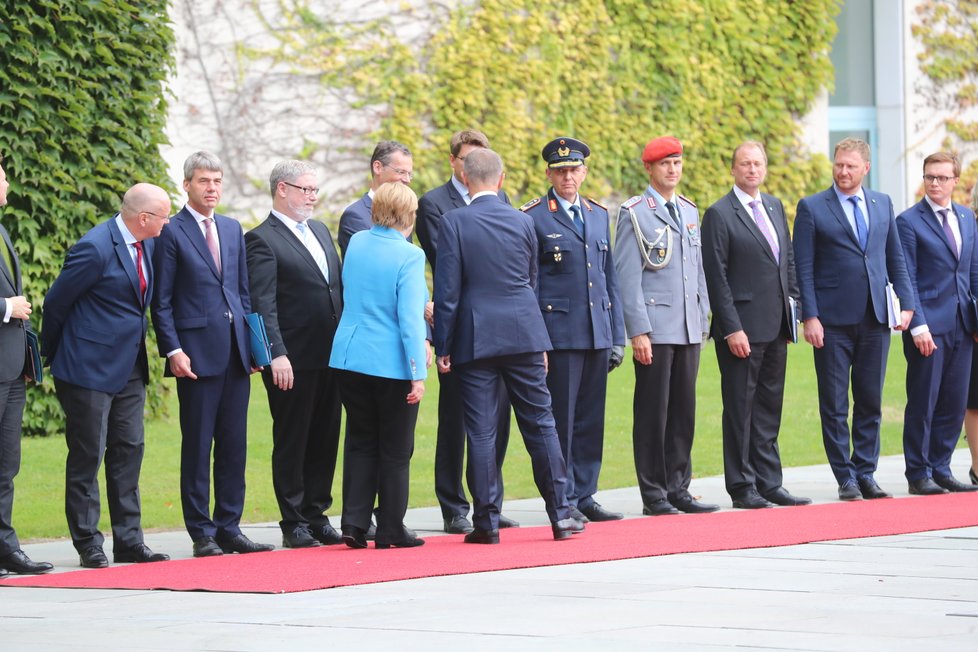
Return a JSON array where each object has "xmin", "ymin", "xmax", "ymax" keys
[
  {"xmin": 121, "ymin": 183, "xmax": 171, "ymax": 241},
  {"xmin": 462, "ymin": 148, "xmax": 504, "ymax": 195}
]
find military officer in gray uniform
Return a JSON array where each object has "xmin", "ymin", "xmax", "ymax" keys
[
  {"xmin": 614, "ymin": 136, "xmax": 717, "ymax": 516},
  {"xmin": 520, "ymin": 137, "xmax": 626, "ymax": 523}
]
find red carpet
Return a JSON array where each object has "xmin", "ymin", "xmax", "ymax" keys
[{"xmin": 4, "ymin": 493, "xmax": 977, "ymax": 594}]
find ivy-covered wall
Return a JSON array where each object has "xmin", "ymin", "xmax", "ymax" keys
[{"xmin": 0, "ymin": 3, "xmax": 174, "ymax": 436}]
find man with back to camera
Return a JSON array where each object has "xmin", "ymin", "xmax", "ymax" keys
[
  {"xmin": 701, "ymin": 141, "xmax": 811, "ymax": 510},
  {"xmin": 793, "ymin": 137, "xmax": 914, "ymax": 501},
  {"xmin": 896, "ymin": 151, "xmax": 978, "ymax": 495},
  {"xmin": 43, "ymin": 183, "xmax": 172, "ymax": 568},
  {"xmin": 520, "ymin": 136, "xmax": 626, "ymax": 523},
  {"xmin": 416, "ymin": 129, "xmax": 517, "ymax": 534}
]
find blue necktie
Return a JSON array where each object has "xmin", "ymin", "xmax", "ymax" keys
[
  {"xmin": 569, "ymin": 205, "xmax": 584, "ymax": 237},
  {"xmin": 848, "ymin": 196, "xmax": 868, "ymax": 251}
]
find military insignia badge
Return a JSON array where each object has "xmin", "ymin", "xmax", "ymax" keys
[
  {"xmin": 546, "ymin": 233, "xmax": 563, "ymax": 239},
  {"xmin": 557, "ymin": 146, "xmax": 570, "ymax": 157}
]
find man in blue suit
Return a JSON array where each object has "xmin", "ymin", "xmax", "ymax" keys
[
  {"xmin": 433, "ymin": 148, "xmax": 581, "ymax": 544},
  {"xmin": 416, "ymin": 129, "xmax": 516, "ymax": 534},
  {"xmin": 793, "ymin": 137, "xmax": 914, "ymax": 501},
  {"xmin": 337, "ymin": 140, "xmax": 413, "ymax": 257},
  {"xmin": 151, "ymin": 152, "xmax": 273, "ymax": 557},
  {"xmin": 521, "ymin": 137, "xmax": 625, "ymax": 523},
  {"xmin": 43, "ymin": 183, "xmax": 172, "ymax": 568},
  {"xmin": 897, "ymin": 151, "xmax": 978, "ymax": 495}
]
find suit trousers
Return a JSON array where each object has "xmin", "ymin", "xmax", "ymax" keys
[
  {"xmin": 716, "ymin": 338, "xmax": 787, "ymax": 498},
  {"xmin": 176, "ymin": 338, "xmax": 250, "ymax": 540},
  {"xmin": 434, "ymin": 369, "xmax": 510, "ymax": 519},
  {"xmin": 902, "ymin": 317, "xmax": 972, "ymax": 482},
  {"xmin": 813, "ymin": 301, "xmax": 889, "ymax": 486},
  {"xmin": 632, "ymin": 343, "xmax": 700, "ymax": 506},
  {"xmin": 56, "ymin": 365, "xmax": 145, "ymax": 552},
  {"xmin": 455, "ymin": 353, "xmax": 570, "ymax": 532},
  {"xmin": 337, "ymin": 371, "xmax": 418, "ymax": 541},
  {"xmin": 547, "ymin": 348, "xmax": 610, "ymax": 509},
  {"xmin": 262, "ymin": 367, "xmax": 342, "ymax": 531},
  {"xmin": 0, "ymin": 377, "xmax": 25, "ymax": 557}
]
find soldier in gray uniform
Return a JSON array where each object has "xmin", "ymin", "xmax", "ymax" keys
[{"xmin": 613, "ymin": 136, "xmax": 717, "ymax": 516}]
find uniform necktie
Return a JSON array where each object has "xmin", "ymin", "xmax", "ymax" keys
[
  {"xmin": 665, "ymin": 201, "xmax": 682, "ymax": 230},
  {"xmin": 133, "ymin": 241, "xmax": 147, "ymax": 301},
  {"xmin": 938, "ymin": 208, "xmax": 959, "ymax": 259},
  {"xmin": 296, "ymin": 221, "xmax": 329, "ymax": 281},
  {"xmin": 749, "ymin": 200, "xmax": 780, "ymax": 262},
  {"xmin": 848, "ymin": 196, "xmax": 868, "ymax": 251},
  {"xmin": 203, "ymin": 217, "xmax": 221, "ymax": 273},
  {"xmin": 569, "ymin": 204, "xmax": 584, "ymax": 237}
]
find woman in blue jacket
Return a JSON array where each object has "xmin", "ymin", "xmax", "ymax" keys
[{"xmin": 330, "ymin": 182, "xmax": 429, "ymax": 549}]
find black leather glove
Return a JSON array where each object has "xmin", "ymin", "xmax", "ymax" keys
[{"xmin": 608, "ymin": 345, "xmax": 625, "ymax": 372}]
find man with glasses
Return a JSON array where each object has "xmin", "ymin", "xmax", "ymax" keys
[
  {"xmin": 896, "ymin": 152, "xmax": 978, "ymax": 494},
  {"xmin": 245, "ymin": 161, "xmax": 346, "ymax": 548},
  {"xmin": 42, "ymin": 183, "xmax": 172, "ymax": 568},
  {"xmin": 338, "ymin": 140, "xmax": 413, "ymax": 257}
]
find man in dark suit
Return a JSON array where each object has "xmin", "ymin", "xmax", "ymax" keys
[
  {"xmin": 43, "ymin": 183, "xmax": 172, "ymax": 568},
  {"xmin": 521, "ymin": 137, "xmax": 626, "ymax": 523},
  {"xmin": 702, "ymin": 141, "xmax": 810, "ymax": 510},
  {"xmin": 416, "ymin": 129, "xmax": 516, "ymax": 534},
  {"xmin": 245, "ymin": 160, "xmax": 345, "ymax": 548},
  {"xmin": 897, "ymin": 151, "xmax": 978, "ymax": 495},
  {"xmin": 0, "ymin": 156, "xmax": 53, "ymax": 577},
  {"xmin": 433, "ymin": 147, "xmax": 581, "ymax": 544},
  {"xmin": 151, "ymin": 151, "xmax": 273, "ymax": 557},
  {"xmin": 337, "ymin": 140, "xmax": 413, "ymax": 257},
  {"xmin": 793, "ymin": 137, "xmax": 914, "ymax": 501}
]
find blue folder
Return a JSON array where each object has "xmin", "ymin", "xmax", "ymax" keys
[{"xmin": 246, "ymin": 312, "xmax": 273, "ymax": 368}]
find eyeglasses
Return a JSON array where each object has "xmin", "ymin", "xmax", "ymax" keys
[
  {"xmin": 382, "ymin": 162, "xmax": 414, "ymax": 180},
  {"xmin": 282, "ymin": 181, "xmax": 319, "ymax": 195},
  {"xmin": 923, "ymin": 175, "xmax": 956, "ymax": 184},
  {"xmin": 142, "ymin": 210, "xmax": 170, "ymax": 221}
]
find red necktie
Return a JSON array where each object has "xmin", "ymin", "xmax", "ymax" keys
[{"xmin": 133, "ymin": 241, "xmax": 147, "ymax": 301}]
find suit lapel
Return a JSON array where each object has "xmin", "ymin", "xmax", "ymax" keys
[
  {"xmin": 916, "ymin": 200, "xmax": 958, "ymax": 263},
  {"xmin": 728, "ymin": 192, "xmax": 776, "ymax": 264},
  {"xmin": 823, "ymin": 189, "xmax": 860, "ymax": 249},
  {"xmin": 308, "ymin": 220, "xmax": 340, "ymax": 285},
  {"xmin": 109, "ymin": 218, "xmax": 144, "ymax": 305},
  {"xmin": 546, "ymin": 189, "xmax": 582, "ymax": 240},
  {"xmin": 0, "ymin": 225, "xmax": 17, "ymax": 291},
  {"xmin": 445, "ymin": 181, "xmax": 466, "ymax": 210},
  {"xmin": 178, "ymin": 210, "xmax": 221, "ymax": 280},
  {"xmin": 269, "ymin": 216, "xmax": 323, "ymax": 280}
]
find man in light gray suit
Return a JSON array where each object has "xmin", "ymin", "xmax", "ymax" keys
[{"xmin": 614, "ymin": 136, "xmax": 716, "ymax": 516}]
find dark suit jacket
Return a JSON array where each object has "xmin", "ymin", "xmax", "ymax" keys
[
  {"xmin": 793, "ymin": 186, "xmax": 914, "ymax": 326},
  {"xmin": 0, "ymin": 223, "xmax": 26, "ymax": 383},
  {"xmin": 897, "ymin": 199, "xmax": 978, "ymax": 335},
  {"xmin": 338, "ymin": 193, "xmax": 371, "ymax": 258},
  {"xmin": 150, "ymin": 207, "xmax": 252, "ymax": 377},
  {"xmin": 245, "ymin": 214, "xmax": 343, "ymax": 369},
  {"xmin": 702, "ymin": 190, "xmax": 798, "ymax": 343},
  {"xmin": 522, "ymin": 188, "xmax": 624, "ymax": 350},
  {"xmin": 433, "ymin": 194, "xmax": 552, "ymax": 365},
  {"xmin": 42, "ymin": 218, "xmax": 152, "ymax": 393},
  {"xmin": 416, "ymin": 179, "xmax": 510, "ymax": 272}
]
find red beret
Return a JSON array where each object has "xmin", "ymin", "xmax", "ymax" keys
[{"xmin": 642, "ymin": 136, "xmax": 683, "ymax": 163}]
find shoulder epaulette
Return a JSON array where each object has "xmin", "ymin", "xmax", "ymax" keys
[
  {"xmin": 621, "ymin": 196, "xmax": 642, "ymax": 209},
  {"xmin": 584, "ymin": 196, "xmax": 607, "ymax": 211},
  {"xmin": 519, "ymin": 197, "xmax": 542, "ymax": 212},
  {"xmin": 678, "ymin": 193, "xmax": 697, "ymax": 208}
]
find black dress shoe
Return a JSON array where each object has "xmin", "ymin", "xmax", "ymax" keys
[
  {"xmin": 732, "ymin": 490, "xmax": 774, "ymax": 509},
  {"xmin": 464, "ymin": 528, "xmax": 500, "ymax": 544},
  {"xmin": 0, "ymin": 549, "xmax": 55, "ymax": 574},
  {"xmin": 552, "ymin": 518, "xmax": 585, "ymax": 540},
  {"xmin": 857, "ymin": 476, "xmax": 891, "ymax": 499},
  {"xmin": 671, "ymin": 492, "xmax": 720, "ymax": 513},
  {"xmin": 192, "ymin": 536, "xmax": 224, "ymax": 557},
  {"xmin": 838, "ymin": 481, "xmax": 862, "ymax": 501},
  {"xmin": 762, "ymin": 487, "xmax": 812, "ymax": 507},
  {"xmin": 933, "ymin": 474, "xmax": 978, "ymax": 493},
  {"xmin": 580, "ymin": 502, "xmax": 624, "ymax": 521},
  {"xmin": 497, "ymin": 514, "xmax": 520, "ymax": 528},
  {"xmin": 0, "ymin": 567, "xmax": 7, "ymax": 578},
  {"xmin": 113, "ymin": 544, "xmax": 169, "ymax": 564},
  {"xmin": 79, "ymin": 545, "xmax": 110, "ymax": 568},
  {"xmin": 568, "ymin": 505, "xmax": 589, "ymax": 522},
  {"xmin": 908, "ymin": 477, "xmax": 948, "ymax": 495},
  {"xmin": 282, "ymin": 526, "xmax": 321, "ymax": 549},
  {"xmin": 216, "ymin": 534, "xmax": 274, "ymax": 554},
  {"xmin": 970, "ymin": 468, "xmax": 978, "ymax": 485},
  {"xmin": 642, "ymin": 498, "xmax": 680, "ymax": 516},
  {"xmin": 342, "ymin": 525, "xmax": 368, "ymax": 549},
  {"xmin": 310, "ymin": 522, "xmax": 343, "ymax": 546},
  {"xmin": 375, "ymin": 526, "xmax": 425, "ymax": 549},
  {"xmin": 443, "ymin": 515, "xmax": 474, "ymax": 534}
]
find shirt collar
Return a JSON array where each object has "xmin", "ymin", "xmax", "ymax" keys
[
  {"xmin": 552, "ymin": 190, "xmax": 580, "ymax": 214},
  {"xmin": 732, "ymin": 184, "xmax": 760, "ymax": 206},
  {"xmin": 114, "ymin": 214, "xmax": 138, "ymax": 246},
  {"xmin": 271, "ymin": 208, "xmax": 304, "ymax": 230},
  {"xmin": 471, "ymin": 190, "xmax": 498, "ymax": 201},
  {"xmin": 184, "ymin": 203, "xmax": 213, "ymax": 223},
  {"xmin": 833, "ymin": 184, "xmax": 866, "ymax": 207},
  {"xmin": 924, "ymin": 195, "xmax": 952, "ymax": 213},
  {"xmin": 450, "ymin": 175, "xmax": 470, "ymax": 202},
  {"xmin": 646, "ymin": 185, "xmax": 673, "ymax": 208}
]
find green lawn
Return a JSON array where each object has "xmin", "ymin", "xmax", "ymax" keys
[{"xmin": 15, "ymin": 339, "xmax": 912, "ymax": 541}]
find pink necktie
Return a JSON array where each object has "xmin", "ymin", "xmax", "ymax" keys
[
  {"xmin": 204, "ymin": 218, "xmax": 221, "ymax": 273},
  {"xmin": 749, "ymin": 200, "xmax": 780, "ymax": 262}
]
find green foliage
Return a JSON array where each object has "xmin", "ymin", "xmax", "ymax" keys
[
  {"xmin": 261, "ymin": 0, "xmax": 837, "ymax": 215},
  {"xmin": 913, "ymin": 0, "xmax": 978, "ymax": 203},
  {"xmin": 0, "ymin": 3, "xmax": 174, "ymax": 436}
]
